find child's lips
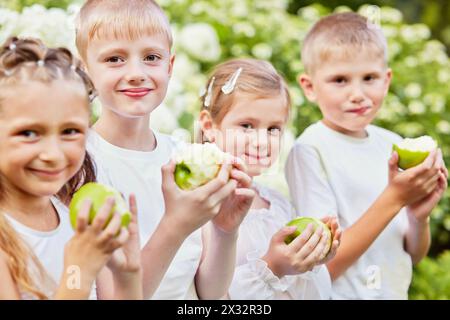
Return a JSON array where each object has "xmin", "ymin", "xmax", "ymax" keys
[
  {"xmin": 119, "ymin": 88, "xmax": 151, "ymax": 98},
  {"xmin": 346, "ymin": 106, "xmax": 371, "ymax": 115},
  {"xmin": 28, "ymin": 168, "xmax": 65, "ymax": 179}
]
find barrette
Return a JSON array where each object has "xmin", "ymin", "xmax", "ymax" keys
[
  {"xmin": 204, "ymin": 76, "xmax": 215, "ymax": 108},
  {"xmin": 221, "ymin": 67, "xmax": 242, "ymax": 94}
]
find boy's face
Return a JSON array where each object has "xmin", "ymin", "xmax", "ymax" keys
[
  {"xmin": 299, "ymin": 51, "xmax": 391, "ymax": 138},
  {"xmin": 85, "ymin": 33, "xmax": 174, "ymax": 118}
]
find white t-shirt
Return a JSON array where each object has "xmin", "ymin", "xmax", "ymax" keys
[
  {"xmin": 285, "ymin": 121, "xmax": 412, "ymax": 300},
  {"xmin": 87, "ymin": 129, "xmax": 203, "ymax": 300},
  {"xmin": 5, "ymin": 197, "xmax": 96, "ymax": 299},
  {"xmin": 228, "ymin": 183, "xmax": 332, "ymax": 300}
]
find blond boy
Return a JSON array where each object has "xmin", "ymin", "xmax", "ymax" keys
[
  {"xmin": 76, "ymin": 0, "xmax": 254, "ymax": 299},
  {"xmin": 286, "ymin": 12, "xmax": 447, "ymax": 299}
]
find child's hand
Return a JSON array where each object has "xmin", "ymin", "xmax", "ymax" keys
[
  {"xmin": 106, "ymin": 194, "xmax": 141, "ymax": 274},
  {"xmin": 261, "ymin": 224, "xmax": 330, "ymax": 278},
  {"xmin": 211, "ymin": 158, "xmax": 255, "ymax": 234},
  {"xmin": 318, "ymin": 216, "xmax": 342, "ymax": 264},
  {"xmin": 388, "ymin": 149, "xmax": 442, "ymax": 207},
  {"xmin": 161, "ymin": 159, "xmax": 237, "ymax": 238},
  {"xmin": 63, "ymin": 197, "xmax": 129, "ymax": 287},
  {"xmin": 406, "ymin": 150, "xmax": 448, "ymax": 222}
]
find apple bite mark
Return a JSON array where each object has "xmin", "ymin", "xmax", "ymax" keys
[
  {"xmin": 393, "ymin": 135, "xmax": 437, "ymax": 170},
  {"xmin": 173, "ymin": 143, "xmax": 232, "ymax": 190}
]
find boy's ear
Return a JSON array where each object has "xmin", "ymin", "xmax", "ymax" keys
[
  {"xmin": 168, "ymin": 53, "xmax": 176, "ymax": 78},
  {"xmin": 298, "ymin": 74, "xmax": 316, "ymax": 102},
  {"xmin": 384, "ymin": 68, "xmax": 392, "ymax": 95},
  {"xmin": 199, "ymin": 110, "xmax": 216, "ymax": 142}
]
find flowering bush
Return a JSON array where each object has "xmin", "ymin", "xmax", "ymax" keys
[{"xmin": 1, "ymin": 0, "xmax": 449, "ymax": 297}]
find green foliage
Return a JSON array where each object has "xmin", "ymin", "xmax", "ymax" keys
[
  {"xmin": 409, "ymin": 250, "xmax": 450, "ymax": 299},
  {"xmin": 0, "ymin": 0, "xmax": 74, "ymax": 11}
]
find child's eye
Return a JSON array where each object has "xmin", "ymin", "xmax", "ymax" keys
[
  {"xmin": 364, "ymin": 75, "xmax": 376, "ymax": 82},
  {"xmin": 62, "ymin": 128, "xmax": 81, "ymax": 136},
  {"xmin": 333, "ymin": 77, "xmax": 347, "ymax": 84},
  {"xmin": 18, "ymin": 130, "xmax": 38, "ymax": 140},
  {"xmin": 106, "ymin": 56, "xmax": 124, "ymax": 63},
  {"xmin": 240, "ymin": 123, "xmax": 253, "ymax": 130},
  {"xmin": 144, "ymin": 54, "xmax": 160, "ymax": 62},
  {"xmin": 268, "ymin": 126, "xmax": 281, "ymax": 135}
]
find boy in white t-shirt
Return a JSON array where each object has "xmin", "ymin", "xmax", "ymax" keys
[
  {"xmin": 286, "ymin": 12, "xmax": 448, "ymax": 299},
  {"xmin": 75, "ymin": 0, "xmax": 255, "ymax": 299}
]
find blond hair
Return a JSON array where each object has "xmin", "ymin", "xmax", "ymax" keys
[
  {"xmin": 199, "ymin": 58, "xmax": 291, "ymax": 142},
  {"xmin": 301, "ymin": 12, "xmax": 388, "ymax": 75},
  {"xmin": 75, "ymin": 0, "xmax": 173, "ymax": 61}
]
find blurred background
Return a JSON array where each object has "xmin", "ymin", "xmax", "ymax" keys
[{"xmin": 1, "ymin": 0, "xmax": 449, "ymax": 299}]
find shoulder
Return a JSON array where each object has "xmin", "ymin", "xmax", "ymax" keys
[
  {"xmin": 294, "ymin": 122, "xmax": 324, "ymax": 145},
  {"xmin": 367, "ymin": 125, "xmax": 403, "ymax": 144}
]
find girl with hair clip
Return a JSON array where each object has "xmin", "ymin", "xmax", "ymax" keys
[
  {"xmin": 198, "ymin": 58, "xmax": 342, "ymax": 299},
  {"xmin": 0, "ymin": 37, "xmax": 141, "ymax": 300}
]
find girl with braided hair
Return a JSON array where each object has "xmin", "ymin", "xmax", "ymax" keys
[{"xmin": 0, "ymin": 37, "xmax": 142, "ymax": 299}]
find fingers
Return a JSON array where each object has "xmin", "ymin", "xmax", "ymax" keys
[
  {"xmin": 208, "ymin": 179, "xmax": 237, "ymax": 207},
  {"xmin": 195, "ymin": 163, "xmax": 232, "ymax": 196},
  {"xmin": 388, "ymin": 151, "xmax": 399, "ymax": 181},
  {"xmin": 99, "ymin": 211, "xmax": 122, "ymax": 242},
  {"xmin": 230, "ymin": 168, "xmax": 252, "ymax": 189},
  {"xmin": 128, "ymin": 193, "xmax": 138, "ymax": 224},
  {"xmin": 272, "ymin": 226, "xmax": 297, "ymax": 243},
  {"xmin": 76, "ymin": 199, "xmax": 92, "ymax": 233},
  {"xmin": 91, "ymin": 197, "xmax": 115, "ymax": 231},
  {"xmin": 161, "ymin": 159, "xmax": 177, "ymax": 190},
  {"xmin": 289, "ymin": 223, "xmax": 314, "ymax": 252},
  {"xmin": 296, "ymin": 226, "xmax": 323, "ymax": 259},
  {"xmin": 305, "ymin": 231, "xmax": 329, "ymax": 263},
  {"xmin": 411, "ymin": 149, "xmax": 438, "ymax": 176}
]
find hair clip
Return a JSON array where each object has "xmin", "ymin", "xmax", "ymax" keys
[
  {"xmin": 37, "ymin": 60, "xmax": 45, "ymax": 67},
  {"xmin": 89, "ymin": 93, "xmax": 97, "ymax": 102},
  {"xmin": 9, "ymin": 43, "xmax": 16, "ymax": 51},
  {"xmin": 204, "ymin": 76, "xmax": 215, "ymax": 108},
  {"xmin": 221, "ymin": 67, "xmax": 242, "ymax": 95}
]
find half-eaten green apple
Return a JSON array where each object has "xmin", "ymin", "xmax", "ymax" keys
[
  {"xmin": 69, "ymin": 182, "xmax": 131, "ymax": 230},
  {"xmin": 285, "ymin": 217, "xmax": 332, "ymax": 255},
  {"xmin": 174, "ymin": 143, "xmax": 232, "ymax": 190},
  {"xmin": 393, "ymin": 135, "xmax": 437, "ymax": 170}
]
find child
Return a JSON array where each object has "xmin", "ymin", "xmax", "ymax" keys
[
  {"xmin": 286, "ymin": 12, "xmax": 448, "ymax": 299},
  {"xmin": 197, "ymin": 58, "xmax": 341, "ymax": 299},
  {"xmin": 0, "ymin": 37, "xmax": 141, "ymax": 299},
  {"xmin": 75, "ymin": 0, "xmax": 255, "ymax": 299}
]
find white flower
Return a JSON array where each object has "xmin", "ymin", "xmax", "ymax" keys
[
  {"xmin": 251, "ymin": 43, "xmax": 272, "ymax": 60},
  {"xmin": 150, "ymin": 104, "xmax": 179, "ymax": 134},
  {"xmin": 437, "ymin": 121, "xmax": 450, "ymax": 135},
  {"xmin": 408, "ymin": 100, "xmax": 426, "ymax": 114},
  {"xmin": 379, "ymin": 7, "xmax": 403, "ymax": 24},
  {"xmin": 404, "ymin": 83, "xmax": 422, "ymax": 99},
  {"xmin": 178, "ymin": 23, "xmax": 221, "ymax": 62}
]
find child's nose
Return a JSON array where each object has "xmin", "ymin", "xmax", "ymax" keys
[
  {"xmin": 125, "ymin": 61, "xmax": 147, "ymax": 84},
  {"xmin": 349, "ymin": 84, "xmax": 365, "ymax": 103},
  {"xmin": 251, "ymin": 129, "xmax": 269, "ymax": 150},
  {"xmin": 40, "ymin": 138, "xmax": 65, "ymax": 162}
]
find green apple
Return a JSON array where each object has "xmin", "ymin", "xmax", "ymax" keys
[
  {"xmin": 69, "ymin": 182, "xmax": 131, "ymax": 230},
  {"xmin": 284, "ymin": 217, "xmax": 332, "ymax": 255},
  {"xmin": 174, "ymin": 143, "xmax": 231, "ymax": 190},
  {"xmin": 393, "ymin": 136, "xmax": 437, "ymax": 170}
]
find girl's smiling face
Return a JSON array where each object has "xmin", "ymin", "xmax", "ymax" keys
[
  {"xmin": 0, "ymin": 80, "xmax": 90, "ymax": 199},
  {"xmin": 203, "ymin": 93, "xmax": 289, "ymax": 177}
]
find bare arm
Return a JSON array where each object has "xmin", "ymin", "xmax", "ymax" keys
[{"xmin": 195, "ymin": 223, "xmax": 238, "ymax": 299}]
